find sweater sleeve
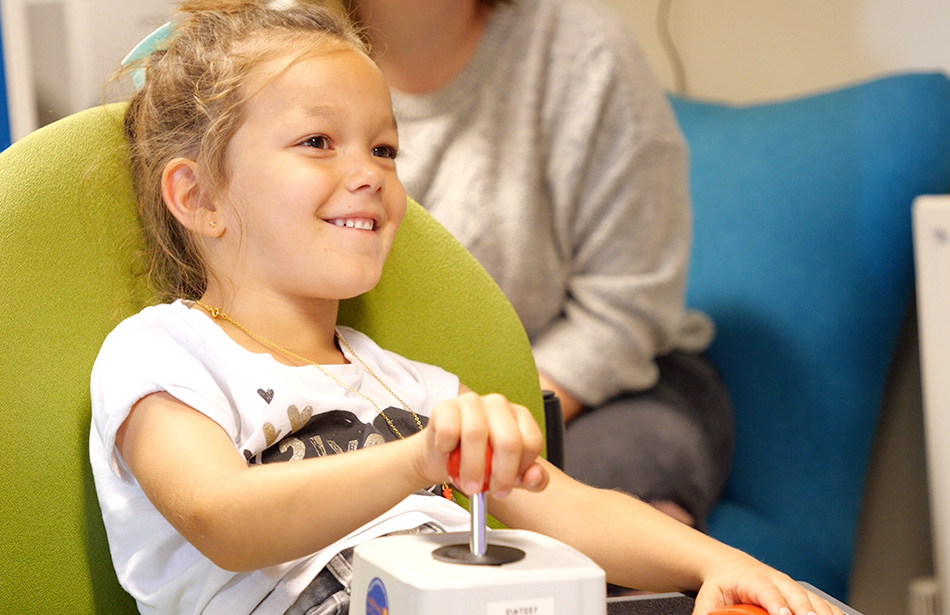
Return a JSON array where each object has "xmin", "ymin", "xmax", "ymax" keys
[{"xmin": 530, "ymin": 11, "xmax": 713, "ymax": 406}]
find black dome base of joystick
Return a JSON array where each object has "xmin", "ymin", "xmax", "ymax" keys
[{"xmin": 431, "ymin": 544, "xmax": 526, "ymax": 566}]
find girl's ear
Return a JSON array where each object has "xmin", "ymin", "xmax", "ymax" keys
[{"xmin": 161, "ymin": 158, "xmax": 222, "ymax": 237}]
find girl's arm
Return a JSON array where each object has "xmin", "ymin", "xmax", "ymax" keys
[
  {"xmin": 488, "ymin": 464, "xmax": 843, "ymax": 615},
  {"xmin": 116, "ymin": 389, "xmax": 548, "ymax": 572},
  {"xmin": 117, "ymin": 391, "xmax": 430, "ymax": 571}
]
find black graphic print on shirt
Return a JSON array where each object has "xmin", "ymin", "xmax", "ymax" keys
[{"xmin": 245, "ymin": 407, "xmax": 428, "ymax": 465}]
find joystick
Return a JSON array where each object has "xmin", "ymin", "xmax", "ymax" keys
[
  {"xmin": 348, "ymin": 443, "xmax": 606, "ymax": 614},
  {"xmin": 431, "ymin": 445, "xmax": 526, "ymax": 566}
]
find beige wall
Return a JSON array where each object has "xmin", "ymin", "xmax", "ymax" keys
[{"xmin": 602, "ymin": 0, "xmax": 950, "ymax": 103}]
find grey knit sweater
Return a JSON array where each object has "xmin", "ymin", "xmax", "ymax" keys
[{"xmin": 390, "ymin": 0, "xmax": 714, "ymax": 406}]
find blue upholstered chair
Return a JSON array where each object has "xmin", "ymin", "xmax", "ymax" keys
[{"xmin": 673, "ymin": 72, "xmax": 950, "ymax": 600}]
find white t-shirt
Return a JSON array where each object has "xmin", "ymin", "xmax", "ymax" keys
[{"xmin": 89, "ymin": 300, "xmax": 469, "ymax": 615}]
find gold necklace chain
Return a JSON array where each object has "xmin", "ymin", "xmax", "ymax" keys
[
  {"xmin": 193, "ymin": 300, "xmax": 452, "ymax": 499},
  {"xmin": 194, "ymin": 301, "xmax": 425, "ymax": 439}
]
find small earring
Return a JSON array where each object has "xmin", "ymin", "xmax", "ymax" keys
[{"xmin": 209, "ymin": 220, "xmax": 217, "ymax": 229}]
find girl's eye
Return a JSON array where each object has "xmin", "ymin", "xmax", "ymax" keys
[
  {"xmin": 372, "ymin": 145, "xmax": 398, "ymax": 160},
  {"xmin": 302, "ymin": 135, "xmax": 331, "ymax": 149}
]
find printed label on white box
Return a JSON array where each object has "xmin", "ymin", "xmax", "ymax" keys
[{"xmin": 487, "ymin": 597, "xmax": 555, "ymax": 615}]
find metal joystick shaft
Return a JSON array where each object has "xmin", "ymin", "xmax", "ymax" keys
[
  {"xmin": 469, "ymin": 490, "xmax": 488, "ymax": 556},
  {"xmin": 431, "ymin": 444, "xmax": 526, "ymax": 566},
  {"xmin": 448, "ymin": 445, "xmax": 490, "ymax": 556}
]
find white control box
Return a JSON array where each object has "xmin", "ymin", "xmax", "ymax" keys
[{"xmin": 349, "ymin": 529, "xmax": 606, "ymax": 615}]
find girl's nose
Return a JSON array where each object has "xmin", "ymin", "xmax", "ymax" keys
[{"xmin": 344, "ymin": 156, "xmax": 385, "ymax": 194}]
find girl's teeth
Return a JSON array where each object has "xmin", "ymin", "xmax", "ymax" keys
[{"xmin": 333, "ymin": 219, "xmax": 374, "ymax": 230}]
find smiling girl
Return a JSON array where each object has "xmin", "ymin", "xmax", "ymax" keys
[{"xmin": 90, "ymin": 2, "xmax": 841, "ymax": 615}]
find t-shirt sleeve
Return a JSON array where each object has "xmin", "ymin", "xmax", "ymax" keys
[
  {"xmin": 382, "ymin": 349, "xmax": 460, "ymax": 409},
  {"xmin": 90, "ymin": 308, "xmax": 239, "ymax": 479},
  {"xmin": 401, "ymin": 357, "xmax": 461, "ymax": 406}
]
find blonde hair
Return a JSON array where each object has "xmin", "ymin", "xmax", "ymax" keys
[{"xmin": 123, "ymin": 0, "xmax": 367, "ymax": 301}]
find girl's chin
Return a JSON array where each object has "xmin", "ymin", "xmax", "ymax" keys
[{"xmin": 323, "ymin": 272, "xmax": 385, "ymax": 300}]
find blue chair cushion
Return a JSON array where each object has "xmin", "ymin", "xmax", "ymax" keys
[{"xmin": 671, "ymin": 72, "xmax": 950, "ymax": 599}]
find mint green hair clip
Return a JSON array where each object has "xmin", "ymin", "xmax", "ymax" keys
[{"xmin": 121, "ymin": 21, "xmax": 178, "ymax": 91}]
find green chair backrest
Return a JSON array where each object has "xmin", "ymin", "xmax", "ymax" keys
[{"xmin": 0, "ymin": 103, "xmax": 541, "ymax": 613}]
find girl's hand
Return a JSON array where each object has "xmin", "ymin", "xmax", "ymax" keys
[
  {"xmin": 693, "ymin": 555, "xmax": 845, "ymax": 615},
  {"xmin": 412, "ymin": 391, "xmax": 548, "ymax": 499}
]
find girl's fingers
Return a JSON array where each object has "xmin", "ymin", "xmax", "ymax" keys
[
  {"xmin": 772, "ymin": 578, "xmax": 843, "ymax": 615},
  {"xmin": 455, "ymin": 393, "xmax": 490, "ymax": 495},
  {"xmin": 428, "ymin": 393, "xmax": 546, "ymax": 497},
  {"xmin": 693, "ymin": 565, "xmax": 845, "ymax": 615},
  {"xmin": 513, "ymin": 402, "xmax": 545, "ymax": 477},
  {"xmin": 517, "ymin": 461, "xmax": 549, "ymax": 492},
  {"xmin": 481, "ymin": 394, "xmax": 525, "ymax": 498},
  {"xmin": 799, "ymin": 588, "xmax": 843, "ymax": 615},
  {"xmin": 428, "ymin": 400, "xmax": 462, "ymax": 455}
]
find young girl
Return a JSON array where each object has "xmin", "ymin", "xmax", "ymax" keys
[{"xmin": 89, "ymin": 2, "xmax": 842, "ymax": 614}]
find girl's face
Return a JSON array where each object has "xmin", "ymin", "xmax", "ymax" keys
[{"xmin": 213, "ymin": 48, "xmax": 407, "ymax": 303}]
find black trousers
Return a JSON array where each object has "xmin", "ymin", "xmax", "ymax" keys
[{"xmin": 563, "ymin": 351, "xmax": 734, "ymax": 527}]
